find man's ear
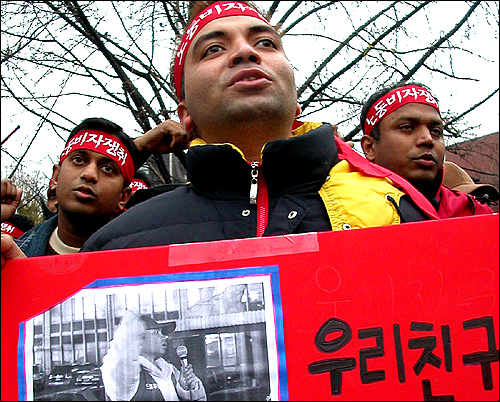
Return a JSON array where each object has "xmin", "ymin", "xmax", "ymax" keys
[
  {"xmin": 295, "ymin": 103, "xmax": 302, "ymax": 117},
  {"xmin": 51, "ymin": 163, "xmax": 60, "ymax": 187},
  {"xmin": 360, "ymin": 135, "xmax": 377, "ymax": 162},
  {"xmin": 177, "ymin": 102, "xmax": 195, "ymax": 133},
  {"xmin": 116, "ymin": 186, "xmax": 133, "ymax": 213}
]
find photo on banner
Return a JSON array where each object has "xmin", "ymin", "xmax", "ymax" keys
[{"xmin": 20, "ymin": 266, "xmax": 287, "ymax": 401}]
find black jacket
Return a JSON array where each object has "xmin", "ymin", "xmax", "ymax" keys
[{"xmin": 81, "ymin": 124, "xmax": 428, "ymax": 252}]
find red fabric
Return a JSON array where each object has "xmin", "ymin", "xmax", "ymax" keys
[
  {"xmin": 257, "ymin": 169, "xmax": 268, "ymax": 237},
  {"xmin": 1, "ymin": 222, "xmax": 24, "ymax": 239},
  {"xmin": 173, "ymin": 1, "xmax": 270, "ymax": 99},
  {"xmin": 130, "ymin": 179, "xmax": 148, "ymax": 193},
  {"xmin": 436, "ymin": 185, "xmax": 494, "ymax": 218},
  {"xmin": 363, "ymin": 85, "xmax": 440, "ymax": 136},
  {"xmin": 60, "ymin": 130, "xmax": 135, "ymax": 184},
  {"xmin": 334, "ymin": 136, "xmax": 440, "ymax": 220}
]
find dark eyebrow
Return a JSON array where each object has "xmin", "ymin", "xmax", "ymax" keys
[
  {"xmin": 249, "ymin": 24, "xmax": 279, "ymax": 37},
  {"xmin": 191, "ymin": 23, "xmax": 280, "ymax": 55},
  {"xmin": 192, "ymin": 30, "xmax": 226, "ymax": 55}
]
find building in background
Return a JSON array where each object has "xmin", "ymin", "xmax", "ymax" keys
[
  {"xmin": 31, "ymin": 283, "xmax": 271, "ymax": 400},
  {"xmin": 446, "ymin": 132, "xmax": 499, "ymax": 213}
]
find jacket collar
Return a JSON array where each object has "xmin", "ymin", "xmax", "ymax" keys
[{"xmin": 186, "ymin": 124, "xmax": 338, "ymax": 196}]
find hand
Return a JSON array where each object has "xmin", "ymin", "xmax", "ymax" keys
[
  {"xmin": 1, "ymin": 178, "xmax": 22, "ymax": 222},
  {"xmin": 134, "ymin": 120, "xmax": 191, "ymax": 155},
  {"xmin": 179, "ymin": 363, "xmax": 198, "ymax": 391},
  {"xmin": 1, "ymin": 233, "xmax": 27, "ymax": 268}
]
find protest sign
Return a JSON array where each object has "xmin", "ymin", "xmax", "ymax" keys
[{"xmin": 1, "ymin": 214, "xmax": 498, "ymax": 400}]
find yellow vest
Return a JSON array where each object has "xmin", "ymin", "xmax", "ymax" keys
[
  {"xmin": 293, "ymin": 121, "xmax": 405, "ymax": 230},
  {"xmin": 320, "ymin": 160, "xmax": 405, "ymax": 230}
]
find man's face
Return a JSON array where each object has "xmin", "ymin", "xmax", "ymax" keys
[
  {"xmin": 142, "ymin": 329, "xmax": 168, "ymax": 358},
  {"xmin": 55, "ymin": 149, "xmax": 130, "ymax": 220},
  {"xmin": 179, "ymin": 16, "xmax": 299, "ymax": 139},
  {"xmin": 365, "ymin": 103, "xmax": 445, "ymax": 188}
]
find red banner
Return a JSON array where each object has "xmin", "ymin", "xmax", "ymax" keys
[{"xmin": 2, "ymin": 214, "xmax": 499, "ymax": 401}]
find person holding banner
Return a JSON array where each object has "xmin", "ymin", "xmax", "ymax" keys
[
  {"xmin": 80, "ymin": 1, "xmax": 442, "ymax": 254},
  {"xmin": 359, "ymin": 81, "xmax": 494, "ymax": 218},
  {"xmin": 101, "ymin": 310, "xmax": 206, "ymax": 401}
]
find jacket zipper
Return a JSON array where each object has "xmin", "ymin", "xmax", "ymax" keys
[{"xmin": 249, "ymin": 162, "xmax": 268, "ymax": 237}]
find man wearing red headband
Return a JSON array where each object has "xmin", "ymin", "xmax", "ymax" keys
[
  {"xmin": 1, "ymin": 117, "xmax": 188, "ymax": 266},
  {"xmin": 7, "ymin": 117, "xmax": 143, "ymax": 258},
  {"xmin": 82, "ymin": 1, "xmax": 442, "ymax": 254},
  {"xmin": 360, "ymin": 82, "xmax": 493, "ymax": 218}
]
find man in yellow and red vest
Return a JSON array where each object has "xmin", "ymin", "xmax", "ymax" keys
[{"xmin": 360, "ymin": 82, "xmax": 494, "ymax": 218}]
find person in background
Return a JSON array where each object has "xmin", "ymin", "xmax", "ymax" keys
[
  {"xmin": 360, "ymin": 81, "xmax": 494, "ymax": 218},
  {"xmin": 38, "ymin": 177, "xmax": 59, "ymax": 221},
  {"xmin": 1, "ymin": 213, "xmax": 35, "ymax": 239},
  {"xmin": 442, "ymin": 160, "xmax": 498, "ymax": 211},
  {"xmin": 11, "ymin": 117, "xmax": 142, "ymax": 258},
  {"xmin": 81, "ymin": 0, "xmax": 440, "ymax": 254},
  {"xmin": 130, "ymin": 170, "xmax": 152, "ymax": 196},
  {"xmin": 1, "ymin": 178, "xmax": 34, "ymax": 239},
  {"xmin": 1, "ymin": 178, "xmax": 22, "ymax": 223},
  {"xmin": 101, "ymin": 310, "xmax": 206, "ymax": 401},
  {"xmin": 1, "ymin": 117, "xmax": 189, "ymax": 265},
  {"xmin": 46, "ymin": 178, "xmax": 58, "ymax": 214},
  {"xmin": 1, "ymin": 178, "xmax": 28, "ymax": 265}
]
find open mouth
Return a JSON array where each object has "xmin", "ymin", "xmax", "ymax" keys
[{"xmin": 229, "ymin": 69, "xmax": 270, "ymax": 88}]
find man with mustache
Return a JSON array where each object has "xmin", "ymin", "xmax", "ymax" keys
[
  {"xmin": 101, "ymin": 311, "xmax": 206, "ymax": 401},
  {"xmin": 360, "ymin": 81, "xmax": 493, "ymax": 217},
  {"xmin": 81, "ymin": 1, "xmax": 442, "ymax": 254}
]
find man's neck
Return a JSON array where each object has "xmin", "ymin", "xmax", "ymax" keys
[
  {"xmin": 198, "ymin": 119, "xmax": 293, "ymax": 161},
  {"xmin": 412, "ymin": 179, "xmax": 441, "ymax": 203},
  {"xmin": 140, "ymin": 353, "xmax": 159, "ymax": 365},
  {"xmin": 57, "ymin": 211, "xmax": 109, "ymax": 248}
]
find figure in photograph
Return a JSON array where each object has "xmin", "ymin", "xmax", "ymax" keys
[{"xmin": 101, "ymin": 310, "xmax": 206, "ymax": 401}]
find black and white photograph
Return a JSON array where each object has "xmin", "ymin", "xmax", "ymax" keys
[{"xmin": 22, "ymin": 271, "xmax": 284, "ymax": 401}]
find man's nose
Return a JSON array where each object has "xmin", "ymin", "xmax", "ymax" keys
[
  {"xmin": 80, "ymin": 163, "xmax": 99, "ymax": 182},
  {"xmin": 416, "ymin": 126, "xmax": 434, "ymax": 145},
  {"xmin": 229, "ymin": 41, "xmax": 262, "ymax": 66}
]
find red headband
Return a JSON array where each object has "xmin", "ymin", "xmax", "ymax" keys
[
  {"xmin": 173, "ymin": 1, "xmax": 271, "ymax": 100},
  {"xmin": 364, "ymin": 85, "xmax": 440, "ymax": 136},
  {"xmin": 130, "ymin": 178, "xmax": 148, "ymax": 193},
  {"xmin": 59, "ymin": 130, "xmax": 135, "ymax": 184},
  {"xmin": 1, "ymin": 222, "xmax": 24, "ymax": 239}
]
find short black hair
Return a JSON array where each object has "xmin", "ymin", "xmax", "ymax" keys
[
  {"xmin": 66, "ymin": 117, "xmax": 142, "ymax": 178},
  {"xmin": 5, "ymin": 213, "xmax": 35, "ymax": 233},
  {"xmin": 360, "ymin": 81, "xmax": 433, "ymax": 141}
]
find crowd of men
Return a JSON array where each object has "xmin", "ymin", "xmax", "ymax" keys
[{"xmin": 1, "ymin": 1, "xmax": 497, "ymax": 401}]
